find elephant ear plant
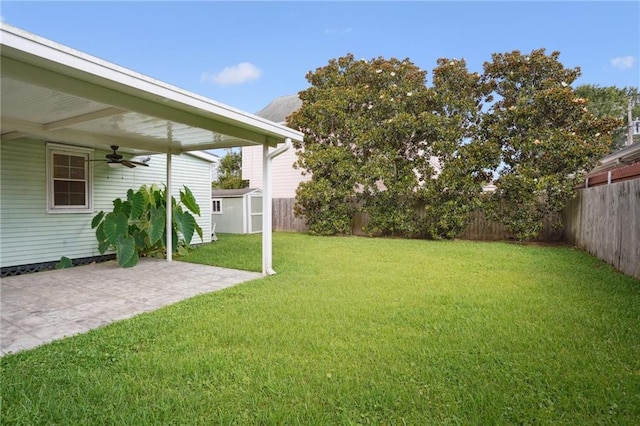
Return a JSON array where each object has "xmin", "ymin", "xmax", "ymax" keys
[{"xmin": 92, "ymin": 184, "xmax": 203, "ymax": 268}]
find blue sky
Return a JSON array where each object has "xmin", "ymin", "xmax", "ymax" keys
[{"xmin": 2, "ymin": 1, "xmax": 639, "ymax": 115}]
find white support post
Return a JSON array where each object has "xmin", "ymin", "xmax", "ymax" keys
[
  {"xmin": 262, "ymin": 145, "xmax": 272, "ymax": 275},
  {"xmin": 166, "ymin": 152, "xmax": 173, "ymax": 261},
  {"xmin": 262, "ymin": 138, "xmax": 291, "ymax": 275}
]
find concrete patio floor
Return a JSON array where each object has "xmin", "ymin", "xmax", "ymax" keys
[{"xmin": 0, "ymin": 259, "xmax": 262, "ymax": 356}]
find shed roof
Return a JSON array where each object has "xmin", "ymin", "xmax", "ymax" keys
[
  {"xmin": 211, "ymin": 188, "xmax": 262, "ymax": 197},
  {"xmin": 254, "ymin": 94, "xmax": 302, "ymax": 124},
  {"xmin": 0, "ymin": 23, "xmax": 303, "ymax": 156}
]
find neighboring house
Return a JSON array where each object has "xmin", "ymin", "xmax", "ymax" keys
[
  {"xmin": 205, "ymin": 151, "xmax": 222, "ymax": 182},
  {"xmin": 242, "ymin": 94, "xmax": 444, "ymax": 198},
  {"xmin": 211, "ymin": 188, "xmax": 263, "ymax": 234},
  {"xmin": 242, "ymin": 95, "xmax": 309, "ymax": 198},
  {"xmin": 579, "ymin": 141, "xmax": 640, "ymax": 188},
  {"xmin": 0, "ymin": 23, "xmax": 303, "ymax": 276}
]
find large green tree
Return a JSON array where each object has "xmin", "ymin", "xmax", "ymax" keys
[
  {"xmin": 574, "ymin": 84, "xmax": 639, "ymax": 150},
  {"xmin": 416, "ymin": 58, "xmax": 495, "ymax": 239},
  {"xmin": 289, "ymin": 54, "xmax": 495, "ymax": 238},
  {"xmin": 481, "ymin": 49, "xmax": 621, "ymax": 240},
  {"xmin": 289, "ymin": 49, "xmax": 621, "ymax": 241},
  {"xmin": 212, "ymin": 149, "xmax": 248, "ymax": 189},
  {"xmin": 289, "ymin": 54, "xmax": 440, "ymax": 236}
]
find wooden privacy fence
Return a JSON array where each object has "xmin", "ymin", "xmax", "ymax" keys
[
  {"xmin": 272, "ymin": 198, "xmax": 308, "ymax": 232},
  {"xmin": 563, "ymin": 179, "xmax": 640, "ymax": 280},
  {"xmin": 272, "ymin": 198, "xmax": 562, "ymax": 241}
]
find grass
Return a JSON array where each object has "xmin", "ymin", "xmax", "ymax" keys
[{"xmin": 2, "ymin": 233, "xmax": 639, "ymax": 424}]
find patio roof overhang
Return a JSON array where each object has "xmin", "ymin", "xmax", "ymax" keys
[
  {"xmin": 0, "ymin": 23, "xmax": 303, "ymax": 154},
  {"xmin": 0, "ymin": 23, "xmax": 303, "ymax": 276}
]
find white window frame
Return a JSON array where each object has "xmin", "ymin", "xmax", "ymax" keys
[
  {"xmin": 46, "ymin": 143, "xmax": 93, "ymax": 214},
  {"xmin": 212, "ymin": 198, "xmax": 223, "ymax": 214}
]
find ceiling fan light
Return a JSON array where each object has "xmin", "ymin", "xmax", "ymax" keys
[{"xmin": 107, "ymin": 162, "xmax": 122, "ymax": 168}]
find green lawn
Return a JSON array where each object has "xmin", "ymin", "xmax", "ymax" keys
[{"xmin": 2, "ymin": 233, "xmax": 639, "ymax": 424}]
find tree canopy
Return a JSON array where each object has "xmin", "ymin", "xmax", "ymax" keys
[
  {"xmin": 288, "ymin": 50, "xmax": 623, "ymax": 240},
  {"xmin": 212, "ymin": 149, "xmax": 248, "ymax": 190},
  {"xmin": 480, "ymin": 49, "xmax": 620, "ymax": 239},
  {"xmin": 574, "ymin": 85, "xmax": 640, "ymax": 150}
]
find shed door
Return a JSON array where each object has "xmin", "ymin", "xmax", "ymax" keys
[{"xmin": 249, "ymin": 195, "xmax": 263, "ymax": 233}]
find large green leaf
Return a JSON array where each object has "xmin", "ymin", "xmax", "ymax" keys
[
  {"xmin": 91, "ymin": 211, "xmax": 105, "ymax": 229},
  {"xmin": 132, "ymin": 228, "xmax": 148, "ymax": 250},
  {"xmin": 116, "ymin": 235, "xmax": 138, "ymax": 268},
  {"xmin": 148, "ymin": 206, "xmax": 166, "ymax": 245},
  {"xmin": 95, "ymin": 222, "xmax": 106, "ymax": 244},
  {"xmin": 112, "ymin": 198, "xmax": 123, "ymax": 215},
  {"xmin": 174, "ymin": 210, "xmax": 196, "ymax": 245},
  {"xmin": 98, "ymin": 240, "xmax": 111, "ymax": 255},
  {"xmin": 154, "ymin": 186, "xmax": 165, "ymax": 207},
  {"xmin": 55, "ymin": 256, "xmax": 73, "ymax": 270},
  {"xmin": 172, "ymin": 228, "xmax": 179, "ymax": 253},
  {"xmin": 128, "ymin": 190, "xmax": 146, "ymax": 220},
  {"xmin": 121, "ymin": 200, "xmax": 132, "ymax": 218},
  {"xmin": 180, "ymin": 186, "xmax": 200, "ymax": 216},
  {"xmin": 163, "ymin": 228, "xmax": 179, "ymax": 253},
  {"xmin": 194, "ymin": 221, "xmax": 203, "ymax": 242},
  {"xmin": 103, "ymin": 213, "xmax": 129, "ymax": 245}
]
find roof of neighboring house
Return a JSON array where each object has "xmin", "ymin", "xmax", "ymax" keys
[
  {"xmin": 211, "ymin": 188, "xmax": 262, "ymax": 197},
  {"xmin": 255, "ymin": 94, "xmax": 302, "ymax": 124},
  {"xmin": 188, "ymin": 151, "xmax": 220, "ymax": 163},
  {"xmin": 590, "ymin": 141, "xmax": 640, "ymax": 174}
]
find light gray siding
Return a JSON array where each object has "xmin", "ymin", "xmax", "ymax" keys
[
  {"xmin": 212, "ymin": 197, "xmax": 245, "ymax": 234},
  {"xmin": 1, "ymin": 139, "xmax": 212, "ymax": 268}
]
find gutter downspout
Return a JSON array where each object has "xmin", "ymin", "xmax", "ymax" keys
[{"xmin": 262, "ymin": 138, "xmax": 291, "ymax": 275}]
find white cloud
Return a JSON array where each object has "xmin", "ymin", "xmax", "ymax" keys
[
  {"xmin": 610, "ymin": 56, "xmax": 636, "ymax": 70},
  {"xmin": 201, "ymin": 62, "xmax": 262, "ymax": 86}
]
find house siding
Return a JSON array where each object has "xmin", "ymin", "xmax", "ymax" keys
[
  {"xmin": 1, "ymin": 139, "xmax": 212, "ymax": 268},
  {"xmin": 242, "ymin": 145, "xmax": 310, "ymax": 198}
]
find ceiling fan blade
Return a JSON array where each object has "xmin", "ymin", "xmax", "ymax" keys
[
  {"xmin": 121, "ymin": 160, "xmax": 136, "ymax": 168},
  {"xmin": 86, "ymin": 159, "xmax": 108, "ymax": 162},
  {"xmin": 126, "ymin": 160, "xmax": 149, "ymax": 167}
]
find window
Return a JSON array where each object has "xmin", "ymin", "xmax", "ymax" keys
[
  {"xmin": 47, "ymin": 144, "xmax": 93, "ymax": 213},
  {"xmin": 212, "ymin": 198, "xmax": 222, "ymax": 214}
]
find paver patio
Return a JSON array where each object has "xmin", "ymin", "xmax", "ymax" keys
[{"xmin": 0, "ymin": 259, "xmax": 262, "ymax": 356}]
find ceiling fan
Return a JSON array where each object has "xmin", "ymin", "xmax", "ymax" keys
[{"xmin": 90, "ymin": 145, "xmax": 149, "ymax": 168}]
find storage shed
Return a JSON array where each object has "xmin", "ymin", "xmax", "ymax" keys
[{"xmin": 211, "ymin": 188, "xmax": 263, "ymax": 234}]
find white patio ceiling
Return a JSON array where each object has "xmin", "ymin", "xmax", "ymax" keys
[{"xmin": 0, "ymin": 23, "xmax": 303, "ymax": 155}]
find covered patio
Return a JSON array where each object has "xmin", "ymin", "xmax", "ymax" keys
[
  {"xmin": 0, "ymin": 23, "xmax": 303, "ymax": 275},
  {"xmin": 1, "ymin": 259, "xmax": 262, "ymax": 356}
]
